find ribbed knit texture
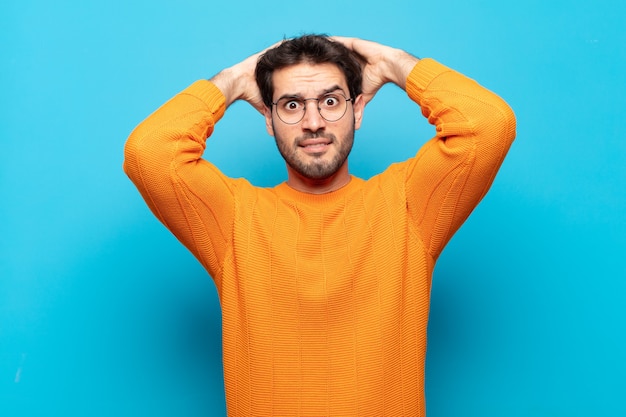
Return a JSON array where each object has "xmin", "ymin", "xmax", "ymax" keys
[{"xmin": 124, "ymin": 58, "xmax": 516, "ymax": 416}]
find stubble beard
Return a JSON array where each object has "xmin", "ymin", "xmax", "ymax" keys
[{"xmin": 274, "ymin": 128, "xmax": 355, "ymax": 181}]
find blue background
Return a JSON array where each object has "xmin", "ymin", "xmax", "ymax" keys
[{"xmin": 2, "ymin": 0, "xmax": 625, "ymax": 416}]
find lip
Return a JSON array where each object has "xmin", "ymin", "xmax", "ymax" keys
[
  {"xmin": 299, "ymin": 138, "xmax": 332, "ymax": 147},
  {"xmin": 298, "ymin": 138, "xmax": 332, "ymax": 154}
]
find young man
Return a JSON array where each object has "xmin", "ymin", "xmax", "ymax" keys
[{"xmin": 124, "ymin": 35, "xmax": 516, "ymax": 416}]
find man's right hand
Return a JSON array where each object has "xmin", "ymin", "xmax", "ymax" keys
[
  {"xmin": 210, "ymin": 41, "xmax": 281, "ymax": 114},
  {"xmin": 210, "ymin": 50, "xmax": 264, "ymax": 113}
]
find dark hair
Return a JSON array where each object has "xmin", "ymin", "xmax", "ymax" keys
[{"xmin": 255, "ymin": 34, "xmax": 364, "ymax": 108}]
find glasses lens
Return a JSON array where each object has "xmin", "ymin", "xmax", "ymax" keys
[
  {"xmin": 319, "ymin": 94, "xmax": 348, "ymax": 122},
  {"xmin": 276, "ymin": 98, "xmax": 305, "ymax": 124}
]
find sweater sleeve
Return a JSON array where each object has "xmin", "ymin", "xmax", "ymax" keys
[
  {"xmin": 123, "ymin": 80, "xmax": 233, "ymax": 284},
  {"xmin": 404, "ymin": 59, "xmax": 516, "ymax": 259}
]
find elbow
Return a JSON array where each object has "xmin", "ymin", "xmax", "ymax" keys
[
  {"xmin": 480, "ymin": 95, "xmax": 517, "ymax": 151},
  {"xmin": 499, "ymin": 100, "xmax": 517, "ymax": 146},
  {"xmin": 122, "ymin": 130, "xmax": 140, "ymax": 181},
  {"xmin": 122, "ymin": 124, "xmax": 153, "ymax": 184}
]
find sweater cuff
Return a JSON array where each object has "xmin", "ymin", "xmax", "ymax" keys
[
  {"xmin": 405, "ymin": 58, "xmax": 453, "ymax": 104},
  {"xmin": 182, "ymin": 79, "xmax": 227, "ymax": 123}
]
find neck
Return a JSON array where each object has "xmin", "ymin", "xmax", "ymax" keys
[{"xmin": 286, "ymin": 163, "xmax": 351, "ymax": 194}]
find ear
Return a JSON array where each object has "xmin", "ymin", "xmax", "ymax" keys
[
  {"xmin": 353, "ymin": 94, "xmax": 365, "ymax": 130},
  {"xmin": 263, "ymin": 105, "xmax": 274, "ymax": 136}
]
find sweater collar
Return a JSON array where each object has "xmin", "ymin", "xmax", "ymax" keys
[{"xmin": 273, "ymin": 175, "xmax": 364, "ymax": 206}]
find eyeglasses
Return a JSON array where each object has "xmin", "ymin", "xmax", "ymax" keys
[{"xmin": 272, "ymin": 92, "xmax": 354, "ymax": 125}]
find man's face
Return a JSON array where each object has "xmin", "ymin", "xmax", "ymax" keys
[{"xmin": 264, "ymin": 62, "xmax": 364, "ymax": 189}]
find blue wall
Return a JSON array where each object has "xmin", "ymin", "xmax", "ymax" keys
[{"xmin": 2, "ymin": 1, "xmax": 625, "ymax": 416}]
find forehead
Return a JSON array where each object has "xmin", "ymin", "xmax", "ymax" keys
[{"xmin": 272, "ymin": 62, "xmax": 348, "ymax": 97}]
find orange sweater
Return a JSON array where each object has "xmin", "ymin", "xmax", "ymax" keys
[{"xmin": 124, "ymin": 58, "xmax": 516, "ymax": 416}]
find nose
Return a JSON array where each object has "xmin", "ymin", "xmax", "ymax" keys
[{"xmin": 300, "ymin": 100, "xmax": 326, "ymax": 132}]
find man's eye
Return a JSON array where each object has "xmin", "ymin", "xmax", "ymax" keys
[
  {"xmin": 283, "ymin": 100, "xmax": 302, "ymax": 111},
  {"xmin": 322, "ymin": 96, "xmax": 339, "ymax": 107}
]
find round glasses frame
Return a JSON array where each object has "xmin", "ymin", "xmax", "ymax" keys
[{"xmin": 271, "ymin": 93, "xmax": 354, "ymax": 125}]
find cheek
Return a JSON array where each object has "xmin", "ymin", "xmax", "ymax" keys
[
  {"xmin": 272, "ymin": 125, "xmax": 296, "ymax": 147},
  {"xmin": 269, "ymin": 118, "xmax": 293, "ymax": 139},
  {"xmin": 337, "ymin": 117, "xmax": 356, "ymax": 136}
]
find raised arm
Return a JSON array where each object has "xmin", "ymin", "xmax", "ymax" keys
[
  {"xmin": 123, "ymin": 46, "xmax": 271, "ymax": 283},
  {"xmin": 404, "ymin": 59, "xmax": 517, "ymax": 258},
  {"xmin": 336, "ymin": 37, "xmax": 516, "ymax": 259}
]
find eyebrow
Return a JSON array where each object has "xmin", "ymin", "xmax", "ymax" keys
[{"xmin": 276, "ymin": 85, "xmax": 346, "ymax": 101}]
